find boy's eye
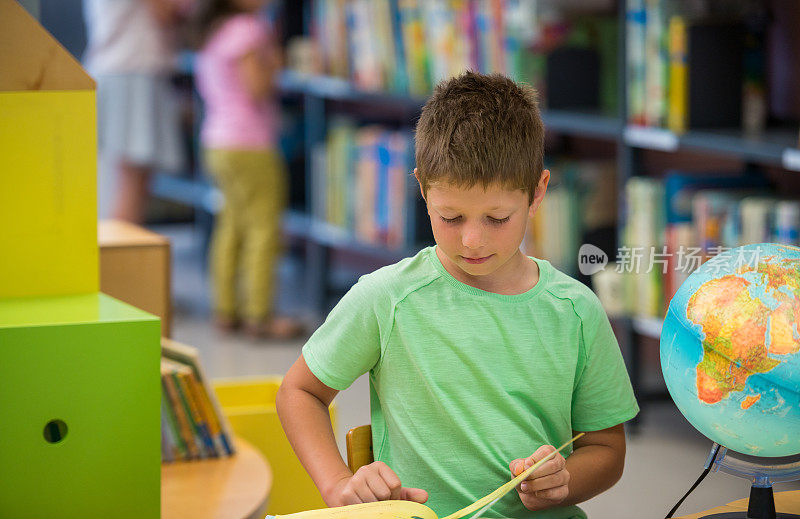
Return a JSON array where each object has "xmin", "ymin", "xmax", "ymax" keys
[
  {"xmin": 488, "ymin": 216, "xmax": 510, "ymax": 225},
  {"xmin": 440, "ymin": 216, "xmax": 462, "ymax": 224}
]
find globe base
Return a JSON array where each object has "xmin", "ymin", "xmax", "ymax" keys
[
  {"xmin": 702, "ymin": 513, "xmax": 800, "ymax": 519},
  {"xmin": 702, "ymin": 486, "xmax": 800, "ymax": 519}
]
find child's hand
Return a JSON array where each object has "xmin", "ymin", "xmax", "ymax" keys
[
  {"xmin": 328, "ymin": 461, "xmax": 429, "ymax": 506},
  {"xmin": 509, "ymin": 445, "xmax": 570, "ymax": 511}
]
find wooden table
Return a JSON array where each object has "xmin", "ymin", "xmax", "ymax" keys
[
  {"xmin": 162, "ymin": 438, "xmax": 272, "ymax": 519},
  {"xmin": 678, "ymin": 490, "xmax": 800, "ymax": 518}
]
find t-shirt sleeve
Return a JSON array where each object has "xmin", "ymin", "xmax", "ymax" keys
[
  {"xmin": 215, "ymin": 15, "xmax": 268, "ymax": 58},
  {"xmin": 302, "ymin": 273, "xmax": 391, "ymax": 391},
  {"xmin": 571, "ymin": 293, "xmax": 640, "ymax": 431}
]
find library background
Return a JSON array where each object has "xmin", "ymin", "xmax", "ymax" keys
[{"xmin": 2, "ymin": 0, "xmax": 800, "ymax": 518}]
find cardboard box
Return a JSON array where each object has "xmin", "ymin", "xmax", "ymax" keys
[
  {"xmin": 0, "ymin": 0, "xmax": 98, "ymax": 298},
  {"xmin": 98, "ymin": 220, "xmax": 172, "ymax": 337},
  {"xmin": 0, "ymin": 293, "xmax": 161, "ymax": 519}
]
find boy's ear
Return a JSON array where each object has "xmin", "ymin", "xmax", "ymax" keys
[
  {"xmin": 414, "ymin": 168, "xmax": 426, "ymax": 201},
  {"xmin": 528, "ymin": 169, "xmax": 550, "ymax": 218}
]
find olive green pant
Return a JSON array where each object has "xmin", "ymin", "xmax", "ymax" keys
[{"xmin": 204, "ymin": 148, "xmax": 287, "ymax": 322}]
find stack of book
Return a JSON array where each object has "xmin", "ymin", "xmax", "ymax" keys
[
  {"xmin": 160, "ymin": 338, "xmax": 235, "ymax": 462},
  {"xmin": 312, "ymin": 119, "xmax": 415, "ymax": 249}
]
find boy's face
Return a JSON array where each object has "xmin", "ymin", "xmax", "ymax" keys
[{"xmin": 420, "ymin": 171, "xmax": 550, "ymax": 285}]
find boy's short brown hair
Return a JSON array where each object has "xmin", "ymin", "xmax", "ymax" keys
[{"xmin": 415, "ymin": 71, "xmax": 545, "ymax": 203}]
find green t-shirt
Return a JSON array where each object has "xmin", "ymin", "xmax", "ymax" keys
[{"xmin": 303, "ymin": 247, "xmax": 639, "ymax": 519}]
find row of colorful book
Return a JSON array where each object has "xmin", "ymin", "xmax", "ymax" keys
[
  {"xmin": 626, "ymin": 0, "xmax": 767, "ymax": 133},
  {"xmin": 308, "ymin": 0, "xmax": 618, "ymax": 111},
  {"xmin": 604, "ymin": 173, "xmax": 800, "ymax": 319},
  {"xmin": 161, "ymin": 339, "xmax": 235, "ymax": 462},
  {"xmin": 311, "ymin": 119, "xmax": 415, "ymax": 249}
]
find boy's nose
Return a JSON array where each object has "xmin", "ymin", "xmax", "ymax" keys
[{"xmin": 461, "ymin": 224, "xmax": 484, "ymax": 249}]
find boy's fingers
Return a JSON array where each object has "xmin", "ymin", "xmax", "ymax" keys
[
  {"xmin": 509, "ymin": 458, "xmax": 525, "ymax": 476},
  {"xmin": 524, "ymin": 449, "xmax": 565, "ymax": 477},
  {"xmin": 365, "ymin": 476, "xmax": 393, "ymax": 501},
  {"xmin": 526, "ymin": 445, "xmax": 557, "ymax": 468},
  {"xmin": 531, "ymin": 484, "xmax": 570, "ymax": 502},
  {"xmin": 521, "ymin": 470, "xmax": 571, "ymax": 494},
  {"xmin": 400, "ymin": 487, "xmax": 429, "ymax": 503},
  {"xmin": 376, "ymin": 462, "xmax": 402, "ymax": 489},
  {"xmin": 376, "ymin": 462, "xmax": 403, "ymax": 498},
  {"xmin": 527, "ymin": 457, "xmax": 566, "ymax": 480},
  {"xmin": 352, "ymin": 479, "xmax": 377, "ymax": 503}
]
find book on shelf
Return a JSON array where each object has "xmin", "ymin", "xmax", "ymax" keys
[
  {"xmin": 623, "ymin": 176, "xmax": 665, "ymax": 319},
  {"xmin": 161, "ymin": 393, "xmax": 181, "ymax": 462},
  {"xmin": 625, "ymin": 0, "xmax": 646, "ymax": 126},
  {"xmin": 606, "ymin": 172, "xmax": 800, "ymax": 319},
  {"xmin": 666, "ymin": 14, "xmax": 687, "ymax": 133},
  {"xmin": 643, "ymin": 0, "xmax": 667, "ymax": 128},
  {"xmin": 313, "ymin": 119, "xmax": 414, "ymax": 250},
  {"xmin": 161, "ymin": 361, "xmax": 203, "ymax": 460},
  {"xmin": 160, "ymin": 338, "xmax": 235, "ymax": 462},
  {"xmin": 165, "ymin": 358, "xmax": 218, "ymax": 458},
  {"xmin": 662, "ymin": 171, "xmax": 769, "ymax": 302}
]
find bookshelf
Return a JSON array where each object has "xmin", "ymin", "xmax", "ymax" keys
[{"xmin": 150, "ymin": 1, "xmax": 800, "ymax": 423}]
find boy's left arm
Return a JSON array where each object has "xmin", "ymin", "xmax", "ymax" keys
[{"xmin": 509, "ymin": 424, "xmax": 626, "ymax": 511}]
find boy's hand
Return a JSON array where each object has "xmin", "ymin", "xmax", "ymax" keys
[
  {"xmin": 509, "ymin": 445, "xmax": 570, "ymax": 511},
  {"xmin": 328, "ymin": 461, "xmax": 429, "ymax": 506}
]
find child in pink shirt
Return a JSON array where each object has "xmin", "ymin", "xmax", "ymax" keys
[{"xmin": 195, "ymin": 0, "xmax": 301, "ymax": 338}]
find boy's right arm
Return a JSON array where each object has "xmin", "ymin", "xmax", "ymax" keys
[{"xmin": 276, "ymin": 355, "xmax": 428, "ymax": 507}]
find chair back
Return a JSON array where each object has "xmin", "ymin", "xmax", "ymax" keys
[{"xmin": 346, "ymin": 424, "xmax": 373, "ymax": 473}]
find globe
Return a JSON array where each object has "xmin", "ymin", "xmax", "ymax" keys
[{"xmin": 661, "ymin": 243, "xmax": 800, "ymax": 458}]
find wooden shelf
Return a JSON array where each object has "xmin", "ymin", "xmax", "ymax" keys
[{"xmin": 161, "ymin": 437, "xmax": 272, "ymax": 519}]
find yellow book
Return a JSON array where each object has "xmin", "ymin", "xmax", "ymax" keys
[
  {"xmin": 667, "ymin": 15, "xmax": 687, "ymax": 134},
  {"xmin": 184, "ymin": 367, "xmax": 227, "ymax": 456},
  {"xmin": 265, "ymin": 434, "xmax": 583, "ymax": 519}
]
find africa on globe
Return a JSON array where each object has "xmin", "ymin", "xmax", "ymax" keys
[{"xmin": 660, "ymin": 243, "xmax": 800, "ymax": 457}]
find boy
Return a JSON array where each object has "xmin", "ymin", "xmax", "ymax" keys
[{"xmin": 276, "ymin": 71, "xmax": 639, "ymax": 519}]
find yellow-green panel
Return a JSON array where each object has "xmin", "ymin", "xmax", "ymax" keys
[
  {"xmin": 0, "ymin": 293, "xmax": 160, "ymax": 518},
  {"xmin": 0, "ymin": 90, "xmax": 98, "ymax": 298},
  {"xmin": 0, "ymin": 292, "xmax": 156, "ymax": 328}
]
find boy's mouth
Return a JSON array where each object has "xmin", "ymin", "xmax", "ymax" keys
[{"xmin": 462, "ymin": 255, "xmax": 493, "ymax": 265}]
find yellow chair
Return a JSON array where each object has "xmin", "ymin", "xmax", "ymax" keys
[{"xmin": 346, "ymin": 424, "xmax": 373, "ymax": 473}]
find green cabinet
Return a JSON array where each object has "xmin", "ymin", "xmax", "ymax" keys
[{"xmin": 0, "ymin": 293, "xmax": 160, "ymax": 518}]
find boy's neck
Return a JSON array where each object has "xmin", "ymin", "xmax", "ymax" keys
[{"xmin": 435, "ymin": 247, "xmax": 540, "ymax": 296}]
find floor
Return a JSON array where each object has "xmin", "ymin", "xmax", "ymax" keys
[{"xmin": 158, "ymin": 222, "xmax": 799, "ymax": 519}]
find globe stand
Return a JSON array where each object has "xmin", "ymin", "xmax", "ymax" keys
[{"xmin": 700, "ymin": 443, "xmax": 800, "ymax": 519}]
